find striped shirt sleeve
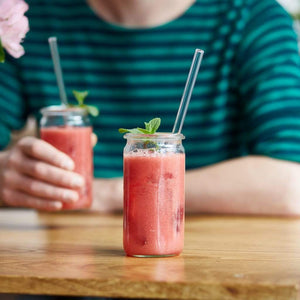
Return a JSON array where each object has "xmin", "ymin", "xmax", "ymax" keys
[
  {"xmin": 237, "ymin": 0, "xmax": 300, "ymax": 162},
  {"xmin": 0, "ymin": 57, "xmax": 28, "ymax": 150}
]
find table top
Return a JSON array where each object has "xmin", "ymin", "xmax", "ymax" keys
[{"xmin": 0, "ymin": 209, "xmax": 300, "ymax": 300}]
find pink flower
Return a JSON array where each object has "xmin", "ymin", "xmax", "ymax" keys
[{"xmin": 0, "ymin": 0, "xmax": 29, "ymax": 59}]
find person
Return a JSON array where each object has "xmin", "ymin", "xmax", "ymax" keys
[{"xmin": 0, "ymin": 0, "xmax": 300, "ymax": 216}]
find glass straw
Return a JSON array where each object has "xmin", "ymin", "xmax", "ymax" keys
[
  {"xmin": 172, "ymin": 49, "xmax": 204, "ymax": 134},
  {"xmin": 48, "ymin": 37, "xmax": 68, "ymax": 107}
]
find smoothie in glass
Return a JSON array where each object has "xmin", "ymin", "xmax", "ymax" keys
[
  {"xmin": 123, "ymin": 133, "xmax": 185, "ymax": 257},
  {"xmin": 40, "ymin": 126, "xmax": 93, "ymax": 210},
  {"xmin": 40, "ymin": 106, "xmax": 93, "ymax": 210}
]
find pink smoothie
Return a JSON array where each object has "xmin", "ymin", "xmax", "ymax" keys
[
  {"xmin": 123, "ymin": 151, "xmax": 185, "ymax": 257},
  {"xmin": 40, "ymin": 126, "xmax": 93, "ymax": 210}
]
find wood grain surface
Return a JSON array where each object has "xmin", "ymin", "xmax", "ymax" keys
[{"xmin": 0, "ymin": 209, "xmax": 300, "ymax": 299}]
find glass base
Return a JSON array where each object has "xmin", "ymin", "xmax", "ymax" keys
[{"xmin": 131, "ymin": 254, "xmax": 178, "ymax": 258}]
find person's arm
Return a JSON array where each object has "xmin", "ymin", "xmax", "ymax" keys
[
  {"xmin": 0, "ymin": 57, "xmax": 28, "ymax": 150},
  {"xmin": 90, "ymin": 156, "xmax": 300, "ymax": 216},
  {"xmin": 0, "ymin": 57, "xmax": 88, "ymax": 210},
  {"xmin": 186, "ymin": 156, "xmax": 300, "ymax": 216},
  {"xmin": 181, "ymin": 1, "xmax": 299, "ymax": 216}
]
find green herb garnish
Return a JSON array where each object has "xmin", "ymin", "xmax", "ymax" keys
[
  {"xmin": 119, "ymin": 118, "xmax": 161, "ymax": 134},
  {"xmin": 71, "ymin": 90, "xmax": 99, "ymax": 117}
]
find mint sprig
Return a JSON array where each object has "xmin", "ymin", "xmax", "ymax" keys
[
  {"xmin": 70, "ymin": 90, "xmax": 99, "ymax": 117},
  {"xmin": 119, "ymin": 118, "xmax": 161, "ymax": 134}
]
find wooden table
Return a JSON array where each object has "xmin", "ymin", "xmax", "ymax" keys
[{"xmin": 0, "ymin": 209, "xmax": 300, "ymax": 300}]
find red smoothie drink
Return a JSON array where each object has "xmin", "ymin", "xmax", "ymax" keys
[
  {"xmin": 40, "ymin": 126, "xmax": 93, "ymax": 210},
  {"xmin": 40, "ymin": 106, "xmax": 93, "ymax": 210},
  {"xmin": 123, "ymin": 133, "xmax": 185, "ymax": 257}
]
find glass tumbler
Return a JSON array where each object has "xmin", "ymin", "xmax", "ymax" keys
[
  {"xmin": 123, "ymin": 133, "xmax": 185, "ymax": 257},
  {"xmin": 40, "ymin": 106, "xmax": 93, "ymax": 210}
]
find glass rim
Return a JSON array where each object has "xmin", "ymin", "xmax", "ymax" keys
[
  {"xmin": 124, "ymin": 132, "xmax": 185, "ymax": 140},
  {"xmin": 40, "ymin": 105, "xmax": 88, "ymax": 116}
]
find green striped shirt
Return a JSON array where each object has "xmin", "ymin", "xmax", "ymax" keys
[{"xmin": 1, "ymin": 0, "xmax": 300, "ymax": 178}]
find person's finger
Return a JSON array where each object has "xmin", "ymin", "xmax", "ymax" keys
[
  {"xmin": 9, "ymin": 151, "xmax": 85, "ymax": 189},
  {"xmin": 2, "ymin": 188, "xmax": 63, "ymax": 211},
  {"xmin": 3, "ymin": 169, "xmax": 79, "ymax": 203},
  {"xmin": 17, "ymin": 136, "xmax": 75, "ymax": 170},
  {"xmin": 91, "ymin": 133, "xmax": 97, "ymax": 147}
]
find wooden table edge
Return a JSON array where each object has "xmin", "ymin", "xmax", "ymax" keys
[{"xmin": 0, "ymin": 275, "xmax": 299, "ymax": 300}]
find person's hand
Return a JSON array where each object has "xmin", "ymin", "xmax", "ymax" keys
[
  {"xmin": 91, "ymin": 178, "xmax": 123, "ymax": 213},
  {"xmin": 0, "ymin": 136, "xmax": 85, "ymax": 211}
]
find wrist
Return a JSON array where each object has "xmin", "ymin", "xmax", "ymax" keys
[{"xmin": 92, "ymin": 177, "xmax": 123, "ymax": 212}]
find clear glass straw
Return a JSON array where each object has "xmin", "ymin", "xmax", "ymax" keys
[
  {"xmin": 48, "ymin": 37, "xmax": 68, "ymax": 107},
  {"xmin": 172, "ymin": 49, "xmax": 204, "ymax": 134}
]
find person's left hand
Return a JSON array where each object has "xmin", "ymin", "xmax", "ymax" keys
[{"xmin": 91, "ymin": 177, "xmax": 123, "ymax": 213}]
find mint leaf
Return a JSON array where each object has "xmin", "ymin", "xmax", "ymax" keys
[
  {"xmin": 119, "ymin": 128, "xmax": 145, "ymax": 134},
  {"xmin": 148, "ymin": 118, "xmax": 161, "ymax": 134},
  {"xmin": 137, "ymin": 127, "xmax": 152, "ymax": 134},
  {"xmin": 118, "ymin": 128, "xmax": 129, "ymax": 133},
  {"xmin": 0, "ymin": 39, "xmax": 5, "ymax": 63},
  {"xmin": 118, "ymin": 118, "xmax": 161, "ymax": 135},
  {"xmin": 144, "ymin": 121, "xmax": 151, "ymax": 132},
  {"xmin": 86, "ymin": 105, "xmax": 99, "ymax": 117},
  {"xmin": 71, "ymin": 90, "xmax": 99, "ymax": 117},
  {"xmin": 72, "ymin": 90, "xmax": 89, "ymax": 106}
]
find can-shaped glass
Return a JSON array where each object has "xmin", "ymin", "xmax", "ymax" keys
[
  {"xmin": 123, "ymin": 133, "xmax": 185, "ymax": 257},
  {"xmin": 40, "ymin": 106, "xmax": 93, "ymax": 210}
]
